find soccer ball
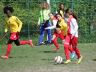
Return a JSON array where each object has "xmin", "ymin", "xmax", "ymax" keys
[{"xmin": 54, "ymin": 56, "xmax": 63, "ymax": 64}]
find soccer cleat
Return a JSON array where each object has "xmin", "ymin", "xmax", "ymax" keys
[
  {"xmin": 77, "ymin": 56, "xmax": 83, "ymax": 64},
  {"xmin": 64, "ymin": 60, "xmax": 71, "ymax": 64},
  {"xmin": 70, "ymin": 51, "xmax": 75, "ymax": 59},
  {"xmin": 29, "ymin": 40, "xmax": 33, "ymax": 47},
  {"xmin": 1, "ymin": 55, "xmax": 9, "ymax": 59}
]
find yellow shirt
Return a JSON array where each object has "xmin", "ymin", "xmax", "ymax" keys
[
  {"xmin": 60, "ymin": 10, "xmax": 64, "ymax": 18},
  {"xmin": 58, "ymin": 19, "xmax": 68, "ymax": 36},
  {"xmin": 5, "ymin": 16, "xmax": 22, "ymax": 33}
]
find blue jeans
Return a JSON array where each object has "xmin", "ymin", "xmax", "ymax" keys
[{"xmin": 38, "ymin": 21, "xmax": 52, "ymax": 44}]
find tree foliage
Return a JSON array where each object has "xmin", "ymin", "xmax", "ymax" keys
[{"xmin": 0, "ymin": 0, "xmax": 96, "ymax": 42}]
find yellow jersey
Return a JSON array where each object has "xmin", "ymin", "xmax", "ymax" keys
[
  {"xmin": 59, "ymin": 10, "xmax": 64, "ymax": 18},
  {"xmin": 58, "ymin": 19, "xmax": 68, "ymax": 36},
  {"xmin": 5, "ymin": 16, "xmax": 22, "ymax": 33}
]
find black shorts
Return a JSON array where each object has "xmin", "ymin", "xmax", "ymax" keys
[{"xmin": 7, "ymin": 39, "xmax": 20, "ymax": 46}]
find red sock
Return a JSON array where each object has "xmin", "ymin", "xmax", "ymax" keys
[
  {"xmin": 52, "ymin": 38, "xmax": 59, "ymax": 49},
  {"xmin": 20, "ymin": 40, "xmax": 29, "ymax": 45},
  {"xmin": 5, "ymin": 44, "xmax": 12, "ymax": 57},
  {"xmin": 64, "ymin": 44, "xmax": 70, "ymax": 60}
]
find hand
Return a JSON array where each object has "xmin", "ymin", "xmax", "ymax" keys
[{"xmin": 45, "ymin": 27, "xmax": 48, "ymax": 30}]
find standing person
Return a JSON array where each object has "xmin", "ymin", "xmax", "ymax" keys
[
  {"xmin": 57, "ymin": 3, "xmax": 65, "ymax": 18},
  {"xmin": 1, "ymin": 6, "xmax": 33, "ymax": 59},
  {"xmin": 38, "ymin": 2, "xmax": 52, "ymax": 45},
  {"xmin": 64, "ymin": 8, "xmax": 83, "ymax": 64}
]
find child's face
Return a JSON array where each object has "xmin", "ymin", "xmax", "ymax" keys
[
  {"xmin": 66, "ymin": 13, "xmax": 69, "ymax": 18},
  {"xmin": 57, "ymin": 15, "xmax": 62, "ymax": 20},
  {"xmin": 49, "ymin": 14, "xmax": 54, "ymax": 20},
  {"xmin": 5, "ymin": 10, "xmax": 12, "ymax": 17},
  {"xmin": 42, "ymin": 3, "xmax": 48, "ymax": 9},
  {"xmin": 60, "ymin": 4, "xmax": 64, "ymax": 9}
]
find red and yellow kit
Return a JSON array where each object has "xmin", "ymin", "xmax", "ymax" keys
[{"xmin": 58, "ymin": 18, "xmax": 68, "ymax": 36}]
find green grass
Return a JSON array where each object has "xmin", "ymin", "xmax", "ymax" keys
[{"xmin": 0, "ymin": 43, "xmax": 96, "ymax": 72}]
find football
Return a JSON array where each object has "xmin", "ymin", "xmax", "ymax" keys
[{"xmin": 54, "ymin": 56, "xmax": 63, "ymax": 64}]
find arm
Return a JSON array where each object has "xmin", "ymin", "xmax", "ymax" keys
[
  {"xmin": 38, "ymin": 18, "xmax": 40, "ymax": 25},
  {"xmin": 45, "ymin": 20, "xmax": 57, "ymax": 29},
  {"xmin": 38, "ymin": 10, "xmax": 44, "ymax": 25},
  {"xmin": 71, "ymin": 18, "xmax": 78, "ymax": 36},
  {"xmin": 16, "ymin": 17, "xmax": 22, "ymax": 32}
]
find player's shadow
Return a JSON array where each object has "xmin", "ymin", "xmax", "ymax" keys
[
  {"xmin": 41, "ymin": 58, "xmax": 53, "ymax": 61},
  {"xmin": 42, "ymin": 51, "xmax": 57, "ymax": 53},
  {"xmin": 39, "ymin": 50, "xmax": 62, "ymax": 53},
  {"xmin": 92, "ymin": 59, "xmax": 96, "ymax": 61}
]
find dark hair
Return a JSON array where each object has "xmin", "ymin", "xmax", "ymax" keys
[
  {"xmin": 3, "ymin": 6, "xmax": 14, "ymax": 14},
  {"xmin": 56, "ymin": 13, "xmax": 62, "ymax": 17},
  {"xmin": 56, "ymin": 21, "xmax": 61, "ymax": 28},
  {"xmin": 59, "ymin": 3, "xmax": 64, "ymax": 9},
  {"xmin": 65, "ymin": 8, "xmax": 77, "ymax": 20}
]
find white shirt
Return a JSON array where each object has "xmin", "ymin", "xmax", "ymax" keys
[
  {"xmin": 45, "ymin": 19, "xmax": 57, "ymax": 29},
  {"xmin": 70, "ymin": 18, "xmax": 78, "ymax": 37}
]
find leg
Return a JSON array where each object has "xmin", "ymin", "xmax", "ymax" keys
[
  {"xmin": 71, "ymin": 37, "xmax": 82, "ymax": 64},
  {"xmin": 38, "ymin": 25, "xmax": 45, "ymax": 45},
  {"xmin": 1, "ymin": 39, "xmax": 13, "ymax": 59},
  {"xmin": 71, "ymin": 37, "xmax": 81, "ymax": 59},
  {"xmin": 46, "ymin": 29, "xmax": 52, "ymax": 43},
  {"xmin": 14, "ymin": 33, "xmax": 33, "ymax": 47},
  {"xmin": 52, "ymin": 34, "xmax": 59, "ymax": 51},
  {"xmin": 17, "ymin": 40, "xmax": 33, "ymax": 47},
  {"xmin": 63, "ymin": 35, "xmax": 71, "ymax": 63},
  {"xmin": 46, "ymin": 21, "xmax": 52, "ymax": 43}
]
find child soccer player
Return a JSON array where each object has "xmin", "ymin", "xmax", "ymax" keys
[
  {"xmin": 51, "ymin": 13, "xmax": 68, "ymax": 51},
  {"xmin": 46, "ymin": 13, "xmax": 75, "ymax": 59},
  {"xmin": 64, "ymin": 8, "xmax": 83, "ymax": 64},
  {"xmin": 57, "ymin": 3, "xmax": 65, "ymax": 18},
  {"xmin": 45, "ymin": 13, "xmax": 57, "ymax": 30},
  {"xmin": 1, "ymin": 6, "xmax": 33, "ymax": 59},
  {"xmin": 38, "ymin": 2, "xmax": 52, "ymax": 45}
]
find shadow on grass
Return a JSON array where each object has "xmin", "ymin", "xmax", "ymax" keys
[
  {"xmin": 43, "ymin": 51, "xmax": 57, "ymax": 53},
  {"xmin": 92, "ymin": 59, "xmax": 96, "ymax": 61},
  {"xmin": 39, "ymin": 50, "xmax": 62, "ymax": 53}
]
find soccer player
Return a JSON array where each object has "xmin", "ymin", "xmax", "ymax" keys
[
  {"xmin": 64, "ymin": 8, "xmax": 83, "ymax": 64},
  {"xmin": 38, "ymin": 2, "xmax": 52, "ymax": 45},
  {"xmin": 46, "ymin": 13, "xmax": 75, "ymax": 60},
  {"xmin": 52, "ymin": 13, "xmax": 68, "ymax": 51},
  {"xmin": 45, "ymin": 13, "xmax": 57, "ymax": 30},
  {"xmin": 1, "ymin": 6, "xmax": 33, "ymax": 59},
  {"xmin": 57, "ymin": 3, "xmax": 65, "ymax": 18}
]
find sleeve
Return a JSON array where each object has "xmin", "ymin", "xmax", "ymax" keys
[
  {"xmin": 71, "ymin": 18, "xmax": 78, "ymax": 36},
  {"xmin": 45, "ymin": 20, "xmax": 57, "ymax": 29},
  {"xmin": 16, "ymin": 17, "xmax": 22, "ymax": 32},
  {"xmin": 38, "ymin": 18, "xmax": 40, "ymax": 25}
]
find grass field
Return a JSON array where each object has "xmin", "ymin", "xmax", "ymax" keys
[{"xmin": 0, "ymin": 43, "xmax": 96, "ymax": 72}]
